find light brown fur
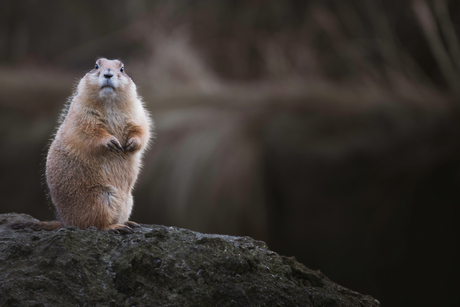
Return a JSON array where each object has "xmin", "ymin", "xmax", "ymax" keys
[{"xmin": 11, "ymin": 58, "xmax": 152, "ymax": 234}]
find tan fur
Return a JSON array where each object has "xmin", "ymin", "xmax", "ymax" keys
[{"xmin": 13, "ymin": 58, "xmax": 152, "ymax": 233}]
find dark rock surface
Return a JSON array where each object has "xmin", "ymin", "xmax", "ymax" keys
[{"xmin": 0, "ymin": 213, "xmax": 380, "ymax": 307}]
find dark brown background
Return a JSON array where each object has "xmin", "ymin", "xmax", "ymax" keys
[{"xmin": 1, "ymin": 1, "xmax": 460, "ymax": 306}]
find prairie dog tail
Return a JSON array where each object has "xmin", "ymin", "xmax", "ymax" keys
[{"xmin": 9, "ymin": 221, "xmax": 65, "ymax": 231}]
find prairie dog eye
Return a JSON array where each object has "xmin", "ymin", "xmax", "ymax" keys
[
  {"xmin": 120, "ymin": 67, "xmax": 124, "ymax": 72},
  {"xmin": 95, "ymin": 64, "xmax": 99, "ymax": 69}
]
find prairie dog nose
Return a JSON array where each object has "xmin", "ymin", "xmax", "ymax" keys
[{"xmin": 104, "ymin": 69, "xmax": 113, "ymax": 79}]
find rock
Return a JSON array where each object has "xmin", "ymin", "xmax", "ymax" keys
[{"xmin": 0, "ymin": 213, "xmax": 380, "ymax": 307}]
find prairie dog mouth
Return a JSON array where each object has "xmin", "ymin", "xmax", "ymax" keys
[{"xmin": 101, "ymin": 80, "xmax": 116, "ymax": 90}]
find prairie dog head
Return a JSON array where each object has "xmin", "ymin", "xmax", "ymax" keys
[{"xmin": 78, "ymin": 58, "xmax": 136, "ymax": 102}]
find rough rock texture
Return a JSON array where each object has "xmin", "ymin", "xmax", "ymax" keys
[{"xmin": 0, "ymin": 213, "xmax": 380, "ymax": 307}]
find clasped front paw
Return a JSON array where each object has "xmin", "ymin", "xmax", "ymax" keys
[
  {"xmin": 124, "ymin": 138, "xmax": 140, "ymax": 152},
  {"xmin": 106, "ymin": 137, "xmax": 124, "ymax": 153}
]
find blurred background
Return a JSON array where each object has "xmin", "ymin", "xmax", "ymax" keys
[{"xmin": 1, "ymin": 0, "xmax": 460, "ymax": 306}]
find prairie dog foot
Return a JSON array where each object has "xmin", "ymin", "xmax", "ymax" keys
[
  {"xmin": 105, "ymin": 224, "xmax": 133, "ymax": 234},
  {"xmin": 125, "ymin": 221, "xmax": 140, "ymax": 228}
]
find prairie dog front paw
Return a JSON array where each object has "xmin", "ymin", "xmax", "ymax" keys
[
  {"xmin": 124, "ymin": 137, "xmax": 141, "ymax": 152},
  {"xmin": 106, "ymin": 137, "xmax": 124, "ymax": 153}
]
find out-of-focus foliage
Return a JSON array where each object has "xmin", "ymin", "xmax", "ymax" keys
[{"xmin": 2, "ymin": 0, "xmax": 460, "ymax": 90}]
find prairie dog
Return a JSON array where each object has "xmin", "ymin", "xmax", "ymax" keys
[{"xmin": 12, "ymin": 58, "xmax": 152, "ymax": 233}]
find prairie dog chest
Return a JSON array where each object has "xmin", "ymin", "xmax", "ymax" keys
[
  {"xmin": 100, "ymin": 107, "xmax": 132, "ymax": 140},
  {"xmin": 107, "ymin": 112, "xmax": 127, "ymax": 135}
]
